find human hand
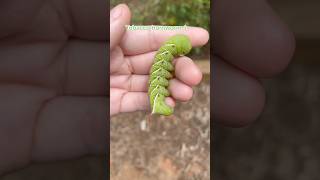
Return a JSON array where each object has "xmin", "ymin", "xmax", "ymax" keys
[
  {"xmin": 110, "ymin": 4, "xmax": 209, "ymax": 116},
  {"xmin": 0, "ymin": 0, "xmax": 107, "ymax": 174},
  {"xmin": 213, "ymin": 0, "xmax": 295, "ymax": 127}
]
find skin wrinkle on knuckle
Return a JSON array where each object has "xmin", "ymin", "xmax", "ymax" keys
[
  {"xmin": 148, "ymin": 29, "xmax": 158, "ymax": 52},
  {"xmin": 120, "ymin": 32, "xmax": 129, "ymax": 53},
  {"xmin": 49, "ymin": 0, "xmax": 74, "ymax": 37},
  {"xmin": 127, "ymin": 74, "xmax": 133, "ymax": 91},
  {"xmin": 0, "ymin": 85, "xmax": 56, "ymax": 171},
  {"xmin": 60, "ymin": 41, "xmax": 70, "ymax": 95},
  {"xmin": 110, "ymin": 47, "xmax": 124, "ymax": 74},
  {"xmin": 31, "ymin": 95, "xmax": 57, "ymax": 160},
  {"xmin": 118, "ymin": 91, "xmax": 127, "ymax": 113},
  {"xmin": 124, "ymin": 56, "xmax": 134, "ymax": 74}
]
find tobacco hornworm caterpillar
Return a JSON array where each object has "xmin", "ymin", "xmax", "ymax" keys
[{"xmin": 148, "ymin": 34, "xmax": 192, "ymax": 116}]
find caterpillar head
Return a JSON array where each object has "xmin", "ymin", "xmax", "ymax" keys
[{"xmin": 166, "ymin": 34, "xmax": 192, "ymax": 56}]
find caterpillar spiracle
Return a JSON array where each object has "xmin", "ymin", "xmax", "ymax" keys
[{"xmin": 148, "ymin": 34, "xmax": 192, "ymax": 116}]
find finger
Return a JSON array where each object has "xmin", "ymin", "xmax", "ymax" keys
[
  {"xmin": 0, "ymin": 85, "xmax": 56, "ymax": 173},
  {"xmin": 0, "ymin": 0, "xmax": 41, "ymax": 38},
  {"xmin": 165, "ymin": 97, "xmax": 175, "ymax": 108},
  {"xmin": 213, "ymin": 57, "xmax": 266, "ymax": 127},
  {"xmin": 111, "ymin": 51, "xmax": 156, "ymax": 75},
  {"xmin": 213, "ymin": 0, "xmax": 295, "ymax": 77},
  {"xmin": 110, "ymin": 75, "xmax": 148, "ymax": 92},
  {"xmin": 67, "ymin": 0, "xmax": 108, "ymax": 40},
  {"xmin": 0, "ymin": 85, "xmax": 107, "ymax": 170},
  {"xmin": 64, "ymin": 40, "xmax": 107, "ymax": 96},
  {"xmin": 122, "ymin": 53, "xmax": 203, "ymax": 86},
  {"xmin": 32, "ymin": 96, "xmax": 107, "ymax": 161},
  {"xmin": 168, "ymin": 79, "xmax": 193, "ymax": 102},
  {"xmin": 0, "ymin": 0, "xmax": 109, "ymax": 41},
  {"xmin": 110, "ymin": 89, "xmax": 149, "ymax": 115},
  {"xmin": 174, "ymin": 56, "xmax": 202, "ymax": 86},
  {"xmin": 110, "ymin": 46, "xmax": 125, "ymax": 74},
  {"xmin": 121, "ymin": 27, "xmax": 209, "ymax": 55},
  {"xmin": 110, "ymin": 4, "xmax": 131, "ymax": 51},
  {"xmin": 117, "ymin": 51, "xmax": 156, "ymax": 75},
  {"xmin": 110, "ymin": 74, "xmax": 195, "ymax": 103},
  {"xmin": 0, "ymin": 40, "xmax": 107, "ymax": 96}
]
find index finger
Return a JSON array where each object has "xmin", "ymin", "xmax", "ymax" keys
[{"xmin": 120, "ymin": 26, "xmax": 209, "ymax": 55}]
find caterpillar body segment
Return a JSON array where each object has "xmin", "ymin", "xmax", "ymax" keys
[{"xmin": 148, "ymin": 34, "xmax": 192, "ymax": 116}]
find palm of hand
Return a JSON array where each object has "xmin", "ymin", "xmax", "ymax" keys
[
  {"xmin": 0, "ymin": 0, "xmax": 107, "ymax": 174},
  {"xmin": 110, "ymin": 33, "xmax": 207, "ymax": 116},
  {"xmin": 109, "ymin": 5, "xmax": 209, "ymax": 116}
]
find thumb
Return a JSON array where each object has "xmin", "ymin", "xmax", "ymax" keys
[{"xmin": 110, "ymin": 4, "xmax": 131, "ymax": 51}]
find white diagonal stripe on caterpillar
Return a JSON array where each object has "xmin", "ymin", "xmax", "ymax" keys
[{"xmin": 152, "ymin": 93, "xmax": 159, "ymax": 114}]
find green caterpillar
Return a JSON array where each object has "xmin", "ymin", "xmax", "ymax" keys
[{"xmin": 148, "ymin": 34, "xmax": 192, "ymax": 116}]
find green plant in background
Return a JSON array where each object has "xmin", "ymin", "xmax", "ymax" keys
[
  {"xmin": 111, "ymin": 0, "xmax": 210, "ymax": 57},
  {"xmin": 156, "ymin": 0, "xmax": 209, "ymax": 30}
]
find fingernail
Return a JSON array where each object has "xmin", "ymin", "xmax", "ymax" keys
[{"xmin": 110, "ymin": 5, "xmax": 123, "ymax": 20}]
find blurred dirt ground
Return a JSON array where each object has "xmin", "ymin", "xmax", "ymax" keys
[{"xmin": 110, "ymin": 75, "xmax": 210, "ymax": 180}]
